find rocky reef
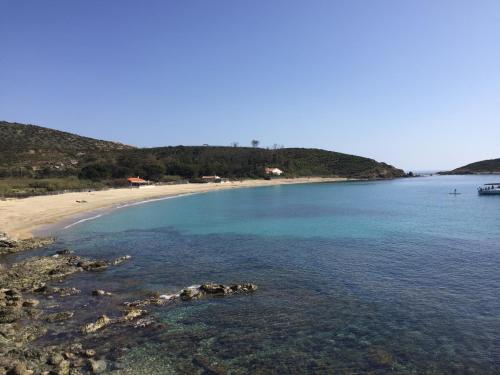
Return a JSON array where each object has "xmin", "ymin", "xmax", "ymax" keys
[
  {"xmin": 0, "ymin": 239, "xmax": 257, "ymax": 374},
  {"xmin": 0, "ymin": 233, "xmax": 55, "ymax": 256}
]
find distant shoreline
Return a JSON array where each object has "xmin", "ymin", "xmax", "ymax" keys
[
  {"xmin": 438, "ymin": 172, "xmax": 500, "ymax": 175},
  {"xmin": 0, "ymin": 177, "xmax": 349, "ymax": 240}
]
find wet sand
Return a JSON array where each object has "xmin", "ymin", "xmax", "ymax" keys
[{"xmin": 0, "ymin": 177, "xmax": 347, "ymax": 239}]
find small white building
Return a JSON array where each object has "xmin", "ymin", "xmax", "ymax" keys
[{"xmin": 265, "ymin": 167, "xmax": 284, "ymax": 176}]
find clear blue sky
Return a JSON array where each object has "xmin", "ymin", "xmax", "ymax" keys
[{"xmin": 1, "ymin": 1, "xmax": 499, "ymax": 171}]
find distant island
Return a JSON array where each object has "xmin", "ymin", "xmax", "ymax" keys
[
  {"xmin": 439, "ymin": 158, "xmax": 500, "ymax": 175},
  {"xmin": 0, "ymin": 121, "xmax": 405, "ymax": 197}
]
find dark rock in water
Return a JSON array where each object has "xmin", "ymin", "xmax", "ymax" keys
[
  {"xmin": 33, "ymin": 285, "xmax": 80, "ymax": 297},
  {"xmin": 46, "ymin": 311, "xmax": 74, "ymax": 322},
  {"xmin": 200, "ymin": 283, "xmax": 227, "ymax": 294},
  {"xmin": 74, "ymin": 256, "xmax": 131, "ymax": 271},
  {"xmin": 195, "ymin": 283, "xmax": 257, "ymax": 295},
  {"xmin": 77, "ymin": 260, "xmax": 108, "ymax": 272},
  {"xmin": 55, "ymin": 249, "xmax": 73, "ymax": 255},
  {"xmin": 180, "ymin": 287, "xmax": 201, "ymax": 300},
  {"xmin": 47, "ymin": 352, "xmax": 65, "ymax": 366},
  {"xmin": 127, "ymin": 282, "xmax": 258, "ymax": 305},
  {"xmin": 22, "ymin": 299, "xmax": 39, "ymax": 308},
  {"xmin": 123, "ymin": 294, "xmax": 168, "ymax": 308},
  {"xmin": 111, "ymin": 255, "xmax": 132, "ymax": 265},
  {"xmin": 231, "ymin": 283, "xmax": 257, "ymax": 292},
  {"xmin": 0, "ymin": 239, "xmax": 16, "ymax": 248}
]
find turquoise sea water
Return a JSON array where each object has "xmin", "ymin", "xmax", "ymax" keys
[{"xmin": 50, "ymin": 176, "xmax": 500, "ymax": 373}]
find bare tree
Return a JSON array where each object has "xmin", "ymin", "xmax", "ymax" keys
[
  {"xmin": 230, "ymin": 142, "xmax": 239, "ymax": 147},
  {"xmin": 251, "ymin": 139, "xmax": 260, "ymax": 148}
]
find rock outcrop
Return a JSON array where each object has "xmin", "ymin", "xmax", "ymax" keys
[
  {"xmin": 0, "ymin": 235, "xmax": 54, "ymax": 255},
  {"xmin": 0, "ymin": 250, "xmax": 134, "ymax": 373},
  {"xmin": 1, "ymin": 240, "xmax": 258, "ymax": 374},
  {"xmin": 0, "ymin": 253, "xmax": 132, "ymax": 292}
]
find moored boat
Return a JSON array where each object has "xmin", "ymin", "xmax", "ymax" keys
[{"xmin": 478, "ymin": 183, "xmax": 500, "ymax": 195}]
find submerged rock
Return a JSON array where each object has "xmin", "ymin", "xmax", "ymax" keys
[
  {"xmin": 77, "ymin": 255, "xmax": 131, "ymax": 271},
  {"xmin": 368, "ymin": 347, "xmax": 395, "ymax": 368},
  {"xmin": 46, "ymin": 311, "xmax": 74, "ymax": 322}
]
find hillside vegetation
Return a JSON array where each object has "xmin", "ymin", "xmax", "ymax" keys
[
  {"xmin": 0, "ymin": 121, "xmax": 133, "ymax": 178},
  {"xmin": 0, "ymin": 121, "xmax": 405, "ymax": 196},
  {"xmin": 441, "ymin": 158, "xmax": 500, "ymax": 174}
]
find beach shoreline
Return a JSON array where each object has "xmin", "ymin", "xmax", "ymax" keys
[{"xmin": 0, "ymin": 177, "xmax": 348, "ymax": 239}]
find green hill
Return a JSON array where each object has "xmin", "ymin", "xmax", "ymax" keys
[
  {"xmin": 441, "ymin": 158, "xmax": 500, "ymax": 174},
  {"xmin": 0, "ymin": 121, "xmax": 134, "ymax": 178},
  {"xmin": 0, "ymin": 121, "xmax": 405, "ymax": 196}
]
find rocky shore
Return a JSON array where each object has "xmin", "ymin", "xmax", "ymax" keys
[
  {"xmin": 0, "ymin": 238, "xmax": 257, "ymax": 374},
  {"xmin": 0, "ymin": 233, "xmax": 55, "ymax": 256}
]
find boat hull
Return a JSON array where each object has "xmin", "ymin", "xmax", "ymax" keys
[{"xmin": 478, "ymin": 190, "xmax": 500, "ymax": 195}]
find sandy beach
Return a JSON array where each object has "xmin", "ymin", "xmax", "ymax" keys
[{"xmin": 0, "ymin": 177, "xmax": 346, "ymax": 239}]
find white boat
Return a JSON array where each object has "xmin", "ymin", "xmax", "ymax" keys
[{"xmin": 478, "ymin": 183, "xmax": 500, "ymax": 195}]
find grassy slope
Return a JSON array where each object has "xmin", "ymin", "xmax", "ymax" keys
[
  {"xmin": 0, "ymin": 121, "xmax": 134, "ymax": 174},
  {"xmin": 442, "ymin": 158, "xmax": 500, "ymax": 174}
]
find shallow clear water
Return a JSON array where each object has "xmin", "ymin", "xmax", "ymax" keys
[{"xmin": 53, "ymin": 176, "xmax": 500, "ymax": 374}]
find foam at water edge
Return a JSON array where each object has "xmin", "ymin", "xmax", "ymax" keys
[{"xmin": 63, "ymin": 193, "xmax": 195, "ymax": 229}]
